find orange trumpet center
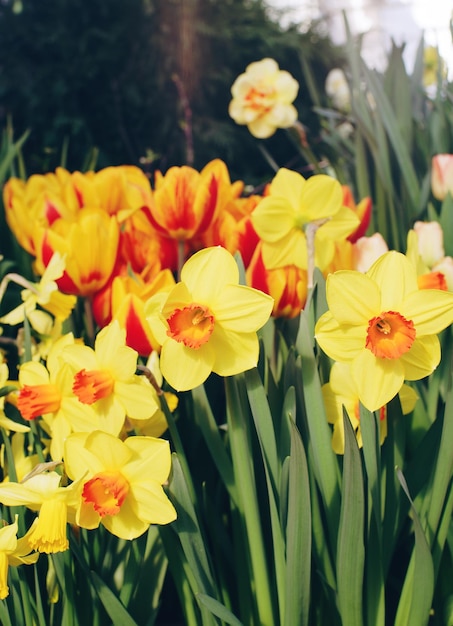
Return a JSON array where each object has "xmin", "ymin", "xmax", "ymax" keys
[
  {"xmin": 166, "ymin": 303, "xmax": 215, "ymax": 349},
  {"xmin": 82, "ymin": 471, "xmax": 129, "ymax": 517},
  {"xmin": 17, "ymin": 384, "xmax": 61, "ymax": 420},
  {"xmin": 73, "ymin": 369, "xmax": 115, "ymax": 404},
  {"xmin": 366, "ymin": 311, "xmax": 416, "ymax": 359}
]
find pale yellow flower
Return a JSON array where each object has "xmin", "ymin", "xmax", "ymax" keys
[{"xmin": 229, "ymin": 58, "xmax": 299, "ymax": 138}]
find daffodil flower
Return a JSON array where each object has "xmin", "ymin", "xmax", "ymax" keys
[
  {"xmin": 0, "ymin": 471, "xmax": 79, "ymax": 553},
  {"xmin": 315, "ymin": 251, "xmax": 453, "ymax": 411},
  {"xmin": 228, "ymin": 58, "xmax": 299, "ymax": 138},
  {"xmin": 64, "ymin": 430, "xmax": 177, "ymax": 540},
  {"xmin": 145, "ymin": 246, "xmax": 273, "ymax": 391},
  {"xmin": 16, "ymin": 333, "xmax": 100, "ymax": 461},
  {"xmin": 251, "ymin": 168, "xmax": 360, "ymax": 271},
  {"xmin": 61, "ymin": 322, "xmax": 161, "ymax": 432},
  {"xmin": 0, "ymin": 252, "xmax": 77, "ymax": 332},
  {"xmin": 0, "ymin": 515, "xmax": 39, "ymax": 600},
  {"xmin": 322, "ymin": 361, "xmax": 418, "ymax": 454}
]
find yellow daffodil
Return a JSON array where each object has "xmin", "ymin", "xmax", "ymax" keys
[
  {"xmin": 0, "ymin": 252, "xmax": 77, "ymax": 332},
  {"xmin": 0, "ymin": 471, "xmax": 78, "ymax": 553},
  {"xmin": 322, "ymin": 361, "xmax": 418, "ymax": 454},
  {"xmin": 62, "ymin": 321, "xmax": 161, "ymax": 432},
  {"xmin": 145, "ymin": 246, "xmax": 273, "ymax": 391},
  {"xmin": 0, "ymin": 515, "xmax": 39, "ymax": 600},
  {"xmin": 229, "ymin": 58, "xmax": 299, "ymax": 138},
  {"xmin": 315, "ymin": 251, "xmax": 453, "ymax": 411},
  {"xmin": 251, "ymin": 168, "xmax": 360, "ymax": 271},
  {"xmin": 16, "ymin": 333, "xmax": 100, "ymax": 461},
  {"xmin": 64, "ymin": 430, "xmax": 176, "ymax": 540}
]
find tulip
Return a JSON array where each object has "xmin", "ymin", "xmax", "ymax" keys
[
  {"xmin": 431, "ymin": 154, "xmax": 453, "ymax": 201},
  {"xmin": 36, "ymin": 208, "xmax": 120, "ymax": 297}
]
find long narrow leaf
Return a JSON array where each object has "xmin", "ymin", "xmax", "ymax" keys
[{"xmin": 336, "ymin": 409, "xmax": 365, "ymax": 626}]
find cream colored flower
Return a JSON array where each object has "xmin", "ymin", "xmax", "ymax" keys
[{"xmin": 229, "ymin": 58, "xmax": 299, "ymax": 138}]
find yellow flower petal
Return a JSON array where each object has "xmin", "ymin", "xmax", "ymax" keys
[
  {"xmin": 211, "ymin": 328, "xmax": 260, "ymax": 377},
  {"xmin": 160, "ymin": 340, "xmax": 215, "ymax": 391},
  {"xmin": 315, "ymin": 312, "xmax": 366, "ymax": 362},
  {"xmin": 213, "ymin": 284, "xmax": 273, "ymax": 331},
  {"xmin": 252, "ymin": 196, "xmax": 297, "ymax": 242},
  {"xmin": 181, "ymin": 246, "xmax": 239, "ymax": 300},
  {"xmin": 351, "ymin": 349, "xmax": 405, "ymax": 412},
  {"xmin": 400, "ymin": 289, "xmax": 453, "ymax": 335},
  {"xmin": 399, "ymin": 335, "xmax": 441, "ymax": 380},
  {"xmin": 326, "ymin": 270, "xmax": 380, "ymax": 325},
  {"xmin": 367, "ymin": 250, "xmax": 418, "ymax": 309},
  {"xmin": 300, "ymin": 175, "xmax": 343, "ymax": 221}
]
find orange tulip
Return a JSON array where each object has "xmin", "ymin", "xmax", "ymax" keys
[
  {"xmin": 92, "ymin": 165, "xmax": 154, "ymax": 221},
  {"xmin": 342, "ymin": 185, "xmax": 372, "ymax": 243},
  {"xmin": 119, "ymin": 206, "xmax": 179, "ymax": 274},
  {"xmin": 148, "ymin": 163, "xmax": 219, "ymax": 241},
  {"xmin": 247, "ymin": 244, "xmax": 307, "ymax": 318},
  {"xmin": 94, "ymin": 268, "xmax": 175, "ymax": 356}
]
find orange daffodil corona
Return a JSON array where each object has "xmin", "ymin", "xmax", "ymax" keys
[
  {"xmin": 145, "ymin": 246, "xmax": 274, "ymax": 391},
  {"xmin": 315, "ymin": 251, "xmax": 453, "ymax": 412}
]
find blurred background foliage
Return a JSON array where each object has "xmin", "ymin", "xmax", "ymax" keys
[{"xmin": 0, "ymin": 0, "xmax": 343, "ymax": 185}]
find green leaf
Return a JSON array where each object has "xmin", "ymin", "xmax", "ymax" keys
[
  {"xmin": 336, "ymin": 408, "xmax": 365, "ymax": 626},
  {"xmin": 90, "ymin": 571, "xmax": 139, "ymax": 626},
  {"xmin": 196, "ymin": 594, "xmax": 244, "ymax": 626},
  {"xmin": 284, "ymin": 419, "xmax": 311, "ymax": 626},
  {"xmin": 168, "ymin": 453, "xmax": 217, "ymax": 600},
  {"xmin": 191, "ymin": 384, "xmax": 238, "ymax": 506},
  {"xmin": 394, "ymin": 469, "xmax": 435, "ymax": 626}
]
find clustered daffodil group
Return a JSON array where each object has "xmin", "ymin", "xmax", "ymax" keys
[{"xmin": 2, "ymin": 58, "xmax": 453, "ymax": 603}]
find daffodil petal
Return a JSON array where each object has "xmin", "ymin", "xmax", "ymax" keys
[
  {"xmin": 101, "ymin": 499, "xmax": 149, "ymax": 540},
  {"xmin": 125, "ymin": 437, "xmax": 172, "ymax": 484},
  {"xmin": 315, "ymin": 312, "xmax": 366, "ymax": 361},
  {"xmin": 252, "ymin": 196, "xmax": 297, "ymax": 242},
  {"xmin": 114, "ymin": 380, "xmax": 159, "ymax": 420},
  {"xmin": 399, "ymin": 335, "xmax": 441, "ymax": 380},
  {"xmin": 268, "ymin": 168, "xmax": 306, "ymax": 216},
  {"xmin": 351, "ymin": 349, "xmax": 405, "ymax": 412},
  {"xmin": 211, "ymin": 327, "xmax": 260, "ymax": 376},
  {"xmin": 213, "ymin": 284, "xmax": 273, "ymax": 331},
  {"xmin": 181, "ymin": 247, "xmax": 239, "ymax": 300},
  {"xmin": 367, "ymin": 251, "xmax": 418, "ymax": 308},
  {"xmin": 129, "ymin": 482, "xmax": 177, "ymax": 526},
  {"xmin": 326, "ymin": 270, "xmax": 380, "ymax": 324},
  {"xmin": 400, "ymin": 289, "xmax": 453, "ymax": 335},
  {"xmin": 261, "ymin": 230, "xmax": 307, "ymax": 269},
  {"xmin": 160, "ymin": 340, "xmax": 215, "ymax": 391},
  {"xmin": 300, "ymin": 175, "xmax": 343, "ymax": 220}
]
